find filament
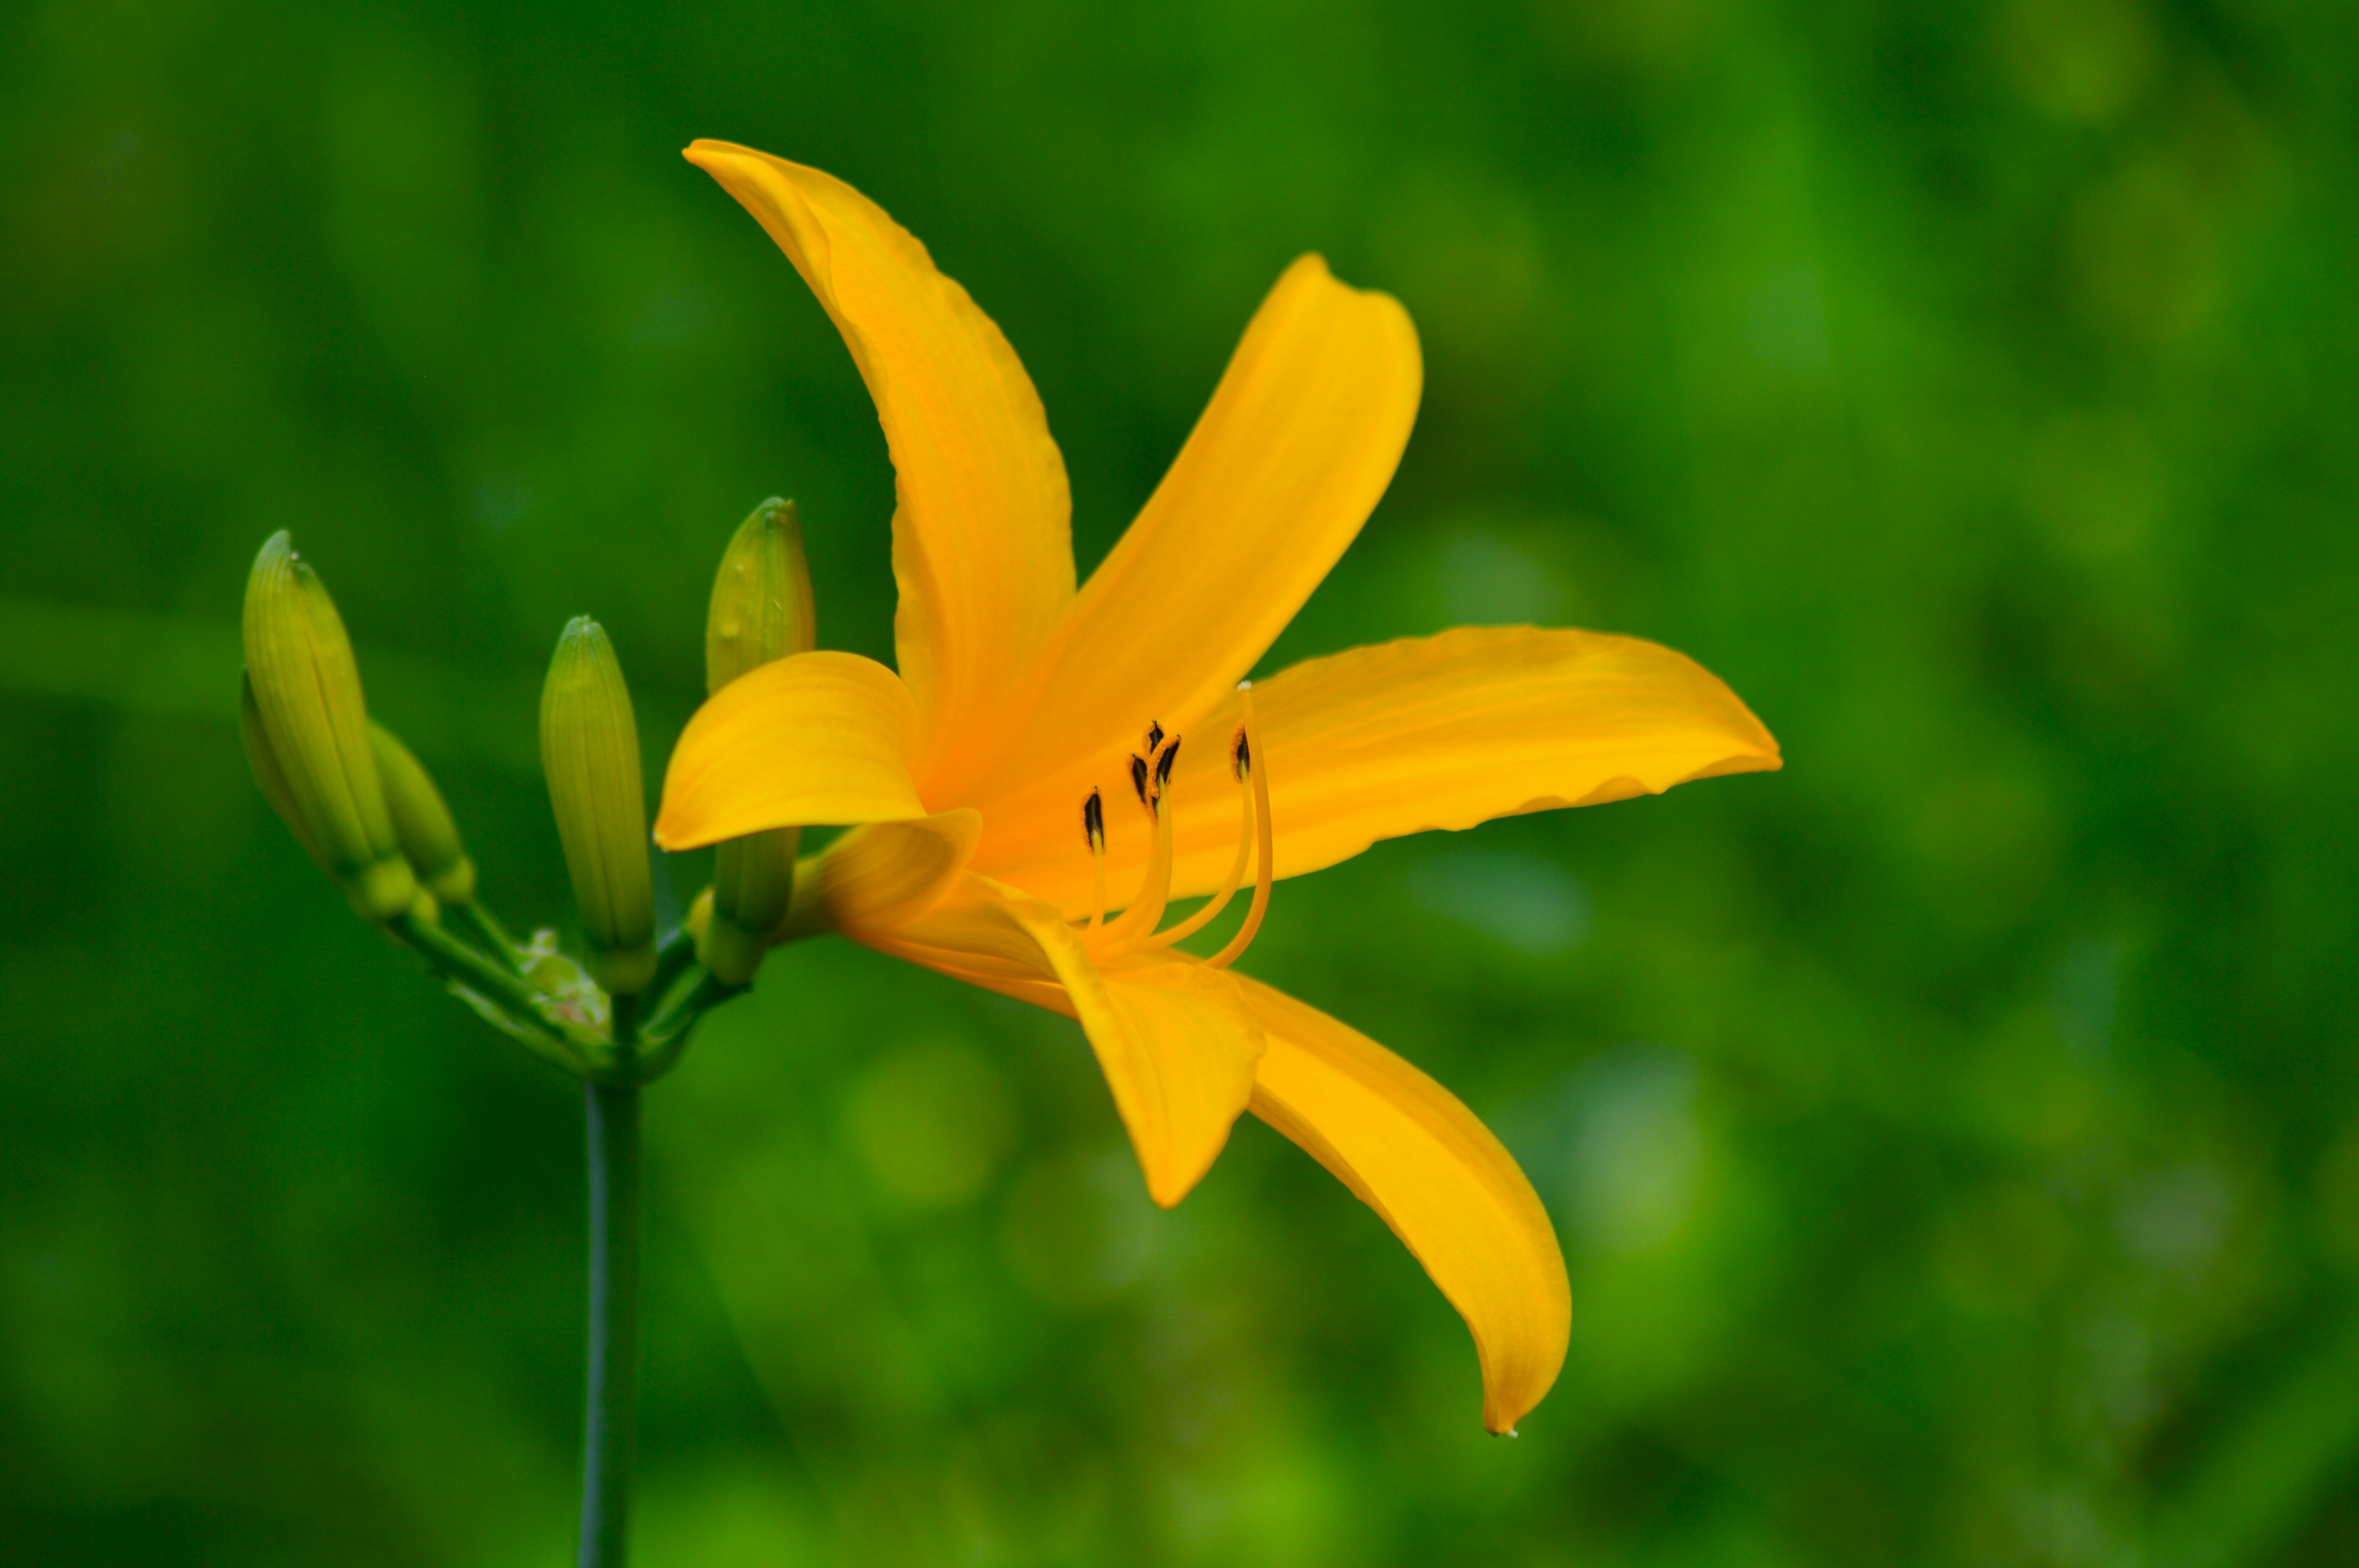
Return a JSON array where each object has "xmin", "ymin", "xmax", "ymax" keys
[
  {"xmin": 1087, "ymin": 832, "xmax": 1107, "ymax": 931},
  {"xmin": 1205, "ymin": 683, "xmax": 1272, "ymax": 970},
  {"xmin": 1104, "ymin": 741, "xmax": 1178, "ymax": 945},
  {"xmin": 1149, "ymin": 771, "xmax": 1253, "ymax": 947}
]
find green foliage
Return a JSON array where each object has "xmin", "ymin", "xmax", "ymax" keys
[{"xmin": 4, "ymin": 0, "xmax": 2358, "ymax": 1563}]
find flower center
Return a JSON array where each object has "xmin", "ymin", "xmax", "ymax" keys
[{"xmin": 1073, "ymin": 682, "xmax": 1272, "ymax": 969}]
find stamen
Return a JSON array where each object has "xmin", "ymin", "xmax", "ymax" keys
[
  {"xmin": 1081, "ymin": 787, "xmax": 1108, "ymax": 931},
  {"xmin": 1103, "ymin": 768, "xmax": 1176, "ymax": 943},
  {"xmin": 1149, "ymin": 758, "xmax": 1254, "ymax": 948},
  {"xmin": 1082, "ymin": 712, "xmax": 1269, "ymax": 964},
  {"xmin": 1206, "ymin": 682, "xmax": 1272, "ymax": 970}
]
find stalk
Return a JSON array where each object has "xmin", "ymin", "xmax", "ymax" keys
[
  {"xmin": 459, "ymin": 900, "xmax": 525, "ymax": 975},
  {"xmin": 578, "ymin": 1077, "xmax": 642, "ymax": 1567},
  {"xmin": 394, "ymin": 909, "xmax": 542, "ymax": 1017}
]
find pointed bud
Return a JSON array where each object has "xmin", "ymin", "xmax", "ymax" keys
[
  {"xmin": 706, "ymin": 497, "xmax": 815, "ymax": 692},
  {"xmin": 240, "ymin": 672, "xmax": 327, "ymax": 873},
  {"xmin": 540, "ymin": 617, "xmax": 657, "ymax": 996},
  {"xmin": 240, "ymin": 532, "xmax": 417, "ymax": 920},
  {"xmin": 369, "ymin": 722, "xmax": 479, "ymax": 905},
  {"xmin": 697, "ymin": 499, "xmax": 813, "ymax": 985}
]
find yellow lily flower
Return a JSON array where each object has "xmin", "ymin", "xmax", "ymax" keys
[{"xmin": 655, "ymin": 140, "xmax": 1781, "ymax": 1434}]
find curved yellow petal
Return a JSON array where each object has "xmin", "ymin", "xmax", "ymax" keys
[
  {"xmin": 1234, "ymin": 974, "xmax": 1569, "ymax": 1434},
  {"xmin": 942, "ymin": 255, "xmax": 1421, "ymax": 805},
  {"xmin": 851, "ymin": 877, "xmax": 1264, "ymax": 1209},
  {"xmin": 972, "ymin": 625, "xmax": 1782, "ymax": 916},
  {"xmin": 685, "ymin": 141, "xmax": 1073, "ymax": 778},
  {"xmin": 654, "ymin": 650, "xmax": 924, "ymax": 849},
  {"xmin": 1042, "ymin": 944, "xmax": 1264, "ymax": 1211},
  {"xmin": 818, "ymin": 809, "xmax": 982, "ymax": 934},
  {"xmin": 847, "ymin": 873, "xmax": 1073, "ymax": 1010}
]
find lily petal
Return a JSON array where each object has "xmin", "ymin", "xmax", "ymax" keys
[
  {"xmin": 654, "ymin": 650, "xmax": 924, "ymax": 849},
  {"xmin": 947, "ymin": 255, "xmax": 1420, "ymax": 805},
  {"xmin": 851, "ymin": 876, "xmax": 1264, "ymax": 1209},
  {"xmin": 686, "ymin": 142, "xmax": 1074, "ymax": 779},
  {"xmin": 816, "ymin": 810, "xmax": 983, "ymax": 934},
  {"xmin": 973, "ymin": 625, "xmax": 1782, "ymax": 915},
  {"xmin": 1235, "ymin": 974, "xmax": 1569, "ymax": 1435},
  {"xmin": 843, "ymin": 872, "xmax": 1071, "ymax": 1010}
]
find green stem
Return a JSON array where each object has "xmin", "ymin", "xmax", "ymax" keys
[
  {"xmin": 459, "ymin": 901, "xmax": 525, "ymax": 974},
  {"xmin": 643, "ymin": 969, "xmax": 735, "ymax": 1043},
  {"xmin": 647, "ymin": 930, "xmax": 699, "ymax": 1004},
  {"xmin": 394, "ymin": 910, "xmax": 544, "ymax": 1018},
  {"xmin": 578, "ymin": 1080, "xmax": 641, "ymax": 1568}
]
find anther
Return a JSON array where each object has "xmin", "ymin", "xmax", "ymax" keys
[
  {"xmin": 1230, "ymin": 724, "xmax": 1250, "ymax": 781},
  {"xmin": 1154, "ymin": 734, "xmax": 1181, "ymax": 792},
  {"xmin": 1143, "ymin": 720, "xmax": 1165, "ymax": 754},
  {"xmin": 1129, "ymin": 754, "xmax": 1152, "ymax": 814},
  {"xmin": 1081, "ymin": 786, "xmax": 1109, "ymax": 931}
]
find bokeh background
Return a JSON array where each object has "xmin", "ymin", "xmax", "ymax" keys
[{"xmin": 6, "ymin": 0, "xmax": 2358, "ymax": 1562}]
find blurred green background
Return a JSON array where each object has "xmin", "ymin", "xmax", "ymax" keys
[{"xmin": 5, "ymin": 0, "xmax": 2357, "ymax": 1562}]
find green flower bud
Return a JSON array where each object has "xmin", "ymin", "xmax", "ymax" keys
[
  {"xmin": 698, "ymin": 499, "xmax": 814, "ymax": 985},
  {"xmin": 705, "ymin": 497, "xmax": 815, "ymax": 691},
  {"xmin": 703, "ymin": 831, "xmax": 793, "ymax": 986},
  {"xmin": 540, "ymin": 617, "xmax": 656, "ymax": 996},
  {"xmin": 369, "ymin": 722, "xmax": 479, "ymax": 905},
  {"xmin": 240, "ymin": 531, "xmax": 416, "ymax": 921},
  {"xmin": 240, "ymin": 671, "xmax": 327, "ymax": 873}
]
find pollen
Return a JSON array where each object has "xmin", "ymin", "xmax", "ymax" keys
[
  {"xmin": 1080, "ymin": 786, "xmax": 1108, "ymax": 931},
  {"xmin": 1073, "ymin": 682, "xmax": 1271, "ymax": 969}
]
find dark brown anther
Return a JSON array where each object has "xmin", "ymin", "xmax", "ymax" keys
[
  {"xmin": 1154, "ymin": 735, "xmax": 1181, "ymax": 792},
  {"xmin": 1129, "ymin": 754, "xmax": 1152, "ymax": 811},
  {"xmin": 1081, "ymin": 787, "xmax": 1106, "ymax": 852},
  {"xmin": 1231, "ymin": 724, "xmax": 1250, "ymax": 781},
  {"xmin": 1144, "ymin": 720, "xmax": 1165, "ymax": 754}
]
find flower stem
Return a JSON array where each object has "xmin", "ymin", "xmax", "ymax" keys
[
  {"xmin": 394, "ymin": 909, "xmax": 544, "ymax": 1018},
  {"xmin": 459, "ymin": 900, "xmax": 525, "ymax": 974},
  {"xmin": 647, "ymin": 929, "xmax": 700, "ymax": 1005},
  {"xmin": 578, "ymin": 1077, "xmax": 641, "ymax": 1567}
]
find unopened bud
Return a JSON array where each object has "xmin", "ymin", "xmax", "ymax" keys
[
  {"xmin": 697, "ymin": 499, "xmax": 813, "ymax": 985},
  {"xmin": 240, "ymin": 672, "xmax": 327, "ymax": 873},
  {"xmin": 370, "ymin": 722, "xmax": 479, "ymax": 905},
  {"xmin": 705, "ymin": 497, "xmax": 815, "ymax": 691},
  {"xmin": 240, "ymin": 532, "xmax": 416, "ymax": 921},
  {"xmin": 540, "ymin": 616, "xmax": 656, "ymax": 995},
  {"xmin": 702, "ymin": 832, "xmax": 792, "ymax": 985}
]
